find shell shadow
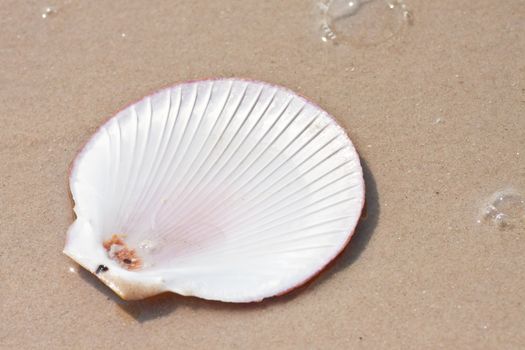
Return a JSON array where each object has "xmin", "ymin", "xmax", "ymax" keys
[
  {"xmin": 77, "ymin": 264, "xmax": 305, "ymax": 321},
  {"xmin": 75, "ymin": 157, "xmax": 378, "ymax": 322},
  {"xmin": 77, "ymin": 268, "xmax": 182, "ymax": 321}
]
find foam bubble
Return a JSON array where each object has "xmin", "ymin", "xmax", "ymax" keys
[{"xmin": 479, "ymin": 190, "xmax": 525, "ymax": 229}]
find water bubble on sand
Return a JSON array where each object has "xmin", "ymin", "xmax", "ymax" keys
[
  {"xmin": 396, "ymin": 0, "xmax": 413, "ymax": 25},
  {"xmin": 403, "ymin": 10, "xmax": 413, "ymax": 24},
  {"xmin": 327, "ymin": 0, "xmax": 362, "ymax": 19},
  {"xmin": 321, "ymin": 22, "xmax": 337, "ymax": 42},
  {"xmin": 41, "ymin": 6, "xmax": 57, "ymax": 19},
  {"xmin": 317, "ymin": 0, "xmax": 413, "ymax": 45},
  {"xmin": 479, "ymin": 190, "xmax": 525, "ymax": 229}
]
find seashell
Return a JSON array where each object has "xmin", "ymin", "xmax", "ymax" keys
[{"xmin": 64, "ymin": 78, "xmax": 365, "ymax": 302}]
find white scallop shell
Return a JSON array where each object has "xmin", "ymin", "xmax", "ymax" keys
[{"xmin": 64, "ymin": 78, "xmax": 365, "ymax": 302}]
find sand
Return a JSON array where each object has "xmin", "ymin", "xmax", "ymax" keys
[{"xmin": 1, "ymin": 0, "xmax": 524, "ymax": 348}]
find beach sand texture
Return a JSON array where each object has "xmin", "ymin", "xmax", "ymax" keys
[{"xmin": 1, "ymin": 0, "xmax": 524, "ymax": 348}]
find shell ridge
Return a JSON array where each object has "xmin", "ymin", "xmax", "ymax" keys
[
  {"xmin": 169, "ymin": 106, "xmax": 318, "ymax": 241},
  {"xmin": 187, "ymin": 158, "xmax": 355, "ymax": 254},
  {"xmin": 198, "ymin": 216, "xmax": 351, "ymax": 261},
  {"xmin": 129, "ymin": 87, "xmax": 183, "ymax": 225},
  {"xmin": 111, "ymin": 118, "xmax": 122, "ymax": 231},
  {"xmin": 154, "ymin": 83, "xmax": 261, "ymax": 236},
  {"xmin": 183, "ymin": 163, "xmax": 358, "ymax": 244},
  {"xmin": 247, "ymin": 244, "xmax": 337, "ymax": 257},
  {"xmin": 234, "ymin": 196, "xmax": 357, "ymax": 246},
  {"xmin": 229, "ymin": 131, "xmax": 341, "ymax": 210},
  {"xmin": 114, "ymin": 106, "xmax": 141, "ymax": 229},
  {"xmin": 160, "ymin": 85, "xmax": 276, "ymax": 234},
  {"xmin": 126, "ymin": 90, "xmax": 173, "ymax": 230},
  {"xmin": 183, "ymin": 215, "xmax": 352, "ymax": 261},
  {"xmin": 131, "ymin": 83, "xmax": 211, "ymax": 237},
  {"xmin": 156, "ymin": 83, "xmax": 265, "ymax": 242},
  {"xmin": 160, "ymin": 93, "xmax": 294, "ymax": 235},
  {"xmin": 170, "ymin": 84, "xmax": 275, "ymax": 211},
  {"xmin": 237, "ymin": 186, "xmax": 359, "ymax": 237},
  {"xmin": 170, "ymin": 135, "xmax": 352, "ymax": 250},
  {"xmin": 193, "ymin": 101, "xmax": 309, "ymax": 214},
  {"xmin": 149, "ymin": 82, "xmax": 250, "ymax": 240},
  {"xmin": 215, "ymin": 118, "xmax": 331, "ymax": 221},
  {"xmin": 123, "ymin": 97, "xmax": 156, "ymax": 232},
  {"xmin": 103, "ymin": 125, "xmax": 116, "ymax": 224},
  {"xmin": 160, "ymin": 81, "xmax": 249, "ymax": 210},
  {"xmin": 211, "ymin": 109, "xmax": 320, "ymax": 211},
  {"xmin": 164, "ymin": 81, "xmax": 235, "ymax": 205},
  {"xmin": 179, "ymin": 130, "xmax": 341, "ymax": 234},
  {"xmin": 210, "ymin": 173, "xmax": 353, "ymax": 236},
  {"xmin": 120, "ymin": 97, "xmax": 155, "ymax": 232},
  {"xmin": 203, "ymin": 205, "xmax": 355, "ymax": 257},
  {"xmin": 163, "ymin": 82, "xmax": 215, "ymax": 202},
  {"xmin": 244, "ymin": 229, "xmax": 344, "ymax": 250},
  {"xmin": 157, "ymin": 83, "xmax": 199, "ymax": 201}
]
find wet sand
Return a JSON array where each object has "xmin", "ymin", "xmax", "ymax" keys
[{"xmin": 1, "ymin": 0, "xmax": 524, "ymax": 348}]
